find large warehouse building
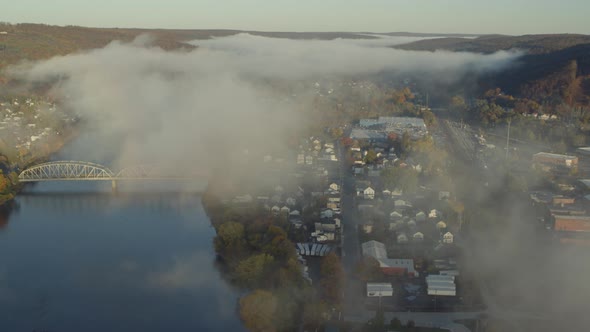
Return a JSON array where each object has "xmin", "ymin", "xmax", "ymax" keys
[{"xmin": 426, "ymin": 274, "xmax": 456, "ymax": 296}]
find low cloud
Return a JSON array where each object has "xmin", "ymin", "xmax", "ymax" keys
[{"xmin": 7, "ymin": 34, "xmax": 521, "ymax": 170}]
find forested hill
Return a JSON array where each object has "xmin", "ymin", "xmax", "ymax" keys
[
  {"xmin": 395, "ymin": 34, "xmax": 590, "ymax": 54},
  {"xmin": 396, "ymin": 34, "xmax": 590, "ymax": 107},
  {"xmin": 0, "ymin": 23, "xmax": 376, "ymax": 73},
  {"xmin": 482, "ymin": 43, "xmax": 590, "ymax": 106}
]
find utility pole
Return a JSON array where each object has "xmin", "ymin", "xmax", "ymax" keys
[{"xmin": 505, "ymin": 118, "xmax": 511, "ymax": 161}]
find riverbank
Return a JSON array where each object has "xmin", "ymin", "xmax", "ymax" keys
[{"xmin": 0, "ymin": 125, "xmax": 79, "ymax": 206}]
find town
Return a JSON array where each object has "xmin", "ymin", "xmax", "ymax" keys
[{"xmin": 203, "ymin": 100, "xmax": 590, "ymax": 331}]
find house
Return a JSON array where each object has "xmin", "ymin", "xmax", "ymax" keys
[
  {"xmin": 429, "ymin": 209, "xmax": 441, "ymax": 219},
  {"xmin": 320, "ymin": 209, "xmax": 334, "ymax": 219},
  {"xmin": 286, "ymin": 197, "xmax": 297, "ymax": 206},
  {"xmin": 415, "ymin": 211, "xmax": 426, "ymax": 222},
  {"xmin": 389, "ymin": 211, "xmax": 403, "ymax": 221},
  {"xmin": 362, "ymin": 220, "xmax": 374, "ymax": 234},
  {"xmin": 305, "ymin": 155, "xmax": 313, "ymax": 165},
  {"xmin": 353, "ymin": 166, "xmax": 364, "ymax": 175},
  {"xmin": 361, "ymin": 240, "xmax": 417, "ymax": 276},
  {"xmin": 397, "ymin": 233, "xmax": 408, "ymax": 244},
  {"xmin": 389, "ymin": 220, "xmax": 404, "ymax": 231},
  {"xmin": 394, "ymin": 199, "xmax": 412, "ymax": 209},
  {"xmin": 413, "ymin": 232, "xmax": 424, "ymax": 241},
  {"xmin": 407, "ymin": 219, "xmax": 416, "ymax": 228},
  {"xmin": 327, "ymin": 201, "xmax": 338, "ymax": 210},
  {"xmin": 329, "ymin": 183, "xmax": 340, "ymax": 191},
  {"xmin": 271, "ymin": 205, "xmax": 280, "ymax": 214},
  {"xmin": 297, "ymin": 153, "xmax": 305, "ymax": 164},
  {"xmin": 315, "ymin": 219, "xmax": 337, "ymax": 233},
  {"xmin": 436, "ymin": 221, "xmax": 447, "ymax": 231},
  {"xmin": 439, "ymin": 191, "xmax": 451, "ymax": 200},
  {"xmin": 443, "ymin": 232, "xmax": 454, "ymax": 244},
  {"xmin": 363, "ymin": 187, "xmax": 375, "ymax": 200},
  {"xmin": 280, "ymin": 206, "xmax": 290, "ymax": 214},
  {"xmin": 367, "ymin": 283, "xmax": 394, "ymax": 297},
  {"xmin": 382, "ymin": 189, "xmax": 391, "ymax": 197},
  {"xmin": 368, "ymin": 169, "xmax": 381, "ymax": 177}
]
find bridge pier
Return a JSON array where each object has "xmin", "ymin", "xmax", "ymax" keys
[{"xmin": 111, "ymin": 179, "xmax": 118, "ymax": 193}]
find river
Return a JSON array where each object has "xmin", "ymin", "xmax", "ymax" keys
[{"xmin": 0, "ymin": 137, "xmax": 246, "ymax": 331}]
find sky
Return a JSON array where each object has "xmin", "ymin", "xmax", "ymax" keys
[{"xmin": 3, "ymin": 0, "xmax": 589, "ymax": 35}]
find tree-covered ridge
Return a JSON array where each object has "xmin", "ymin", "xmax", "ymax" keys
[{"xmin": 395, "ymin": 34, "xmax": 590, "ymax": 54}]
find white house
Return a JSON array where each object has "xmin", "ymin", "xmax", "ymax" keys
[
  {"xmin": 363, "ymin": 187, "xmax": 375, "ymax": 200},
  {"xmin": 389, "ymin": 211, "xmax": 403, "ymax": 221},
  {"xmin": 429, "ymin": 209, "xmax": 441, "ymax": 219},
  {"xmin": 329, "ymin": 183, "xmax": 340, "ymax": 191},
  {"xmin": 280, "ymin": 206, "xmax": 290, "ymax": 214},
  {"xmin": 397, "ymin": 233, "xmax": 408, "ymax": 244},
  {"xmin": 443, "ymin": 232, "xmax": 454, "ymax": 244},
  {"xmin": 413, "ymin": 232, "xmax": 424, "ymax": 241},
  {"xmin": 436, "ymin": 221, "xmax": 447, "ymax": 230}
]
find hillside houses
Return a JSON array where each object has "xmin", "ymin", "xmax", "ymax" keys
[{"xmin": 0, "ymin": 97, "xmax": 71, "ymax": 160}]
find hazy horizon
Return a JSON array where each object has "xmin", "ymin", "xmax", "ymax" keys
[{"xmin": 3, "ymin": 0, "xmax": 590, "ymax": 35}]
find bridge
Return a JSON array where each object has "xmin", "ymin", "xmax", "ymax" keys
[{"xmin": 18, "ymin": 161, "xmax": 207, "ymax": 190}]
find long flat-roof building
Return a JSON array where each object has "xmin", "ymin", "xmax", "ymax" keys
[
  {"xmin": 367, "ymin": 283, "xmax": 394, "ymax": 297},
  {"xmin": 356, "ymin": 116, "xmax": 428, "ymax": 140},
  {"xmin": 533, "ymin": 152, "xmax": 578, "ymax": 168},
  {"xmin": 553, "ymin": 215, "xmax": 590, "ymax": 233},
  {"xmin": 362, "ymin": 240, "xmax": 417, "ymax": 277},
  {"xmin": 426, "ymin": 274, "xmax": 456, "ymax": 296}
]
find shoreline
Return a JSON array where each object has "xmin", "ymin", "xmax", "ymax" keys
[{"xmin": 0, "ymin": 126, "xmax": 79, "ymax": 206}]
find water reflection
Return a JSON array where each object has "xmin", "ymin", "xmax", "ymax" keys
[
  {"xmin": 0, "ymin": 200, "xmax": 18, "ymax": 230},
  {"xmin": 0, "ymin": 190, "xmax": 245, "ymax": 332}
]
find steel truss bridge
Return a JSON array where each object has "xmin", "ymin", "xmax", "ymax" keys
[{"xmin": 18, "ymin": 161, "xmax": 206, "ymax": 189}]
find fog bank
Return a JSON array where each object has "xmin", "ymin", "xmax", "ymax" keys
[{"xmin": 7, "ymin": 34, "xmax": 521, "ymax": 170}]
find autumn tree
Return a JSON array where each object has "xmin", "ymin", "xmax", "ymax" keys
[
  {"xmin": 364, "ymin": 150, "xmax": 378, "ymax": 164},
  {"xmin": 354, "ymin": 256, "xmax": 382, "ymax": 282},
  {"xmin": 320, "ymin": 253, "xmax": 344, "ymax": 308},
  {"xmin": 235, "ymin": 253, "xmax": 274, "ymax": 288},
  {"xmin": 239, "ymin": 290, "xmax": 278, "ymax": 332},
  {"xmin": 214, "ymin": 221, "xmax": 247, "ymax": 259}
]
